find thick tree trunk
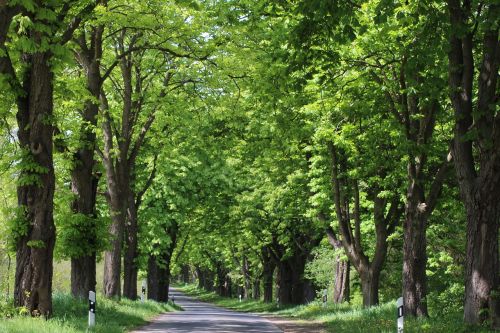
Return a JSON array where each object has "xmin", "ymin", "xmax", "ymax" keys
[
  {"xmin": 69, "ymin": 140, "xmax": 99, "ymax": 298},
  {"xmin": 463, "ymin": 193, "xmax": 500, "ymax": 326},
  {"xmin": 333, "ymin": 256, "xmax": 350, "ymax": 303},
  {"xmin": 277, "ymin": 253, "xmax": 307, "ymax": 305},
  {"xmin": 263, "ymin": 265, "xmax": 274, "ymax": 303},
  {"xmin": 327, "ymin": 234, "xmax": 350, "ymax": 303},
  {"xmin": 277, "ymin": 261, "xmax": 293, "ymax": 304},
  {"xmin": 14, "ymin": 51, "xmax": 56, "ymax": 317},
  {"xmin": 446, "ymin": 1, "xmax": 500, "ymax": 327},
  {"xmin": 147, "ymin": 255, "xmax": 169, "ymax": 302},
  {"xmin": 147, "ymin": 222, "xmax": 178, "ymax": 302},
  {"xmin": 123, "ymin": 193, "xmax": 138, "ymax": 299},
  {"xmin": 216, "ymin": 264, "xmax": 230, "ymax": 297},
  {"xmin": 103, "ymin": 192, "xmax": 126, "ymax": 298},
  {"xmin": 360, "ymin": 269, "xmax": 380, "ymax": 307},
  {"xmin": 262, "ymin": 246, "xmax": 275, "ymax": 303},
  {"xmin": 403, "ymin": 184, "xmax": 428, "ymax": 316},
  {"xmin": 181, "ymin": 265, "xmax": 190, "ymax": 283},
  {"xmin": 252, "ymin": 279, "xmax": 261, "ymax": 300},
  {"xmin": 70, "ymin": 27, "xmax": 102, "ymax": 299}
]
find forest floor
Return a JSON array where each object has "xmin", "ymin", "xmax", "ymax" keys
[{"xmin": 176, "ymin": 284, "xmax": 495, "ymax": 333}]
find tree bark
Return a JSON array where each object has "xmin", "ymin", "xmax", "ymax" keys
[
  {"xmin": 147, "ymin": 254, "xmax": 169, "ymax": 302},
  {"xmin": 252, "ymin": 279, "xmax": 261, "ymax": 300},
  {"xmin": 333, "ymin": 258, "xmax": 350, "ymax": 303},
  {"xmin": 446, "ymin": 1, "xmax": 500, "ymax": 327},
  {"xmin": 262, "ymin": 246, "xmax": 275, "ymax": 303},
  {"xmin": 326, "ymin": 234, "xmax": 350, "ymax": 303},
  {"xmin": 14, "ymin": 50, "xmax": 56, "ymax": 317},
  {"xmin": 147, "ymin": 221, "xmax": 178, "ymax": 302},
  {"xmin": 69, "ymin": 23, "xmax": 104, "ymax": 300},
  {"xmin": 123, "ymin": 192, "xmax": 139, "ymax": 299}
]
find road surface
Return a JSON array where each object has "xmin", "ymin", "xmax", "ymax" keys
[{"xmin": 131, "ymin": 288, "xmax": 283, "ymax": 333}]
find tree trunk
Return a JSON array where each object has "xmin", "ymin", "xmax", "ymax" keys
[
  {"xmin": 403, "ymin": 183, "xmax": 428, "ymax": 316},
  {"xmin": 147, "ymin": 222, "xmax": 178, "ymax": 302},
  {"xmin": 242, "ymin": 256, "xmax": 251, "ymax": 299},
  {"xmin": 103, "ymin": 191, "xmax": 126, "ymax": 298},
  {"xmin": 290, "ymin": 254, "xmax": 307, "ymax": 304},
  {"xmin": 333, "ymin": 257, "xmax": 350, "ymax": 303},
  {"xmin": 463, "ymin": 194, "xmax": 500, "ymax": 326},
  {"xmin": 262, "ymin": 246, "xmax": 275, "ymax": 303},
  {"xmin": 147, "ymin": 255, "xmax": 170, "ymax": 302},
  {"xmin": 123, "ymin": 193, "xmax": 138, "ymax": 299},
  {"xmin": 446, "ymin": 1, "xmax": 500, "ymax": 327},
  {"xmin": 14, "ymin": 51, "xmax": 56, "ymax": 317},
  {"xmin": 252, "ymin": 279, "xmax": 261, "ymax": 300},
  {"xmin": 360, "ymin": 269, "xmax": 380, "ymax": 307},
  {"xmin": 277, "ymin": 261, "xmax": 293, "ymax": 304},
  {"xmin": 70, "ymin": 26, "xmax": 102, "ymax": 299},
  {"xmin": 327, "ymin": 234, "xmax": 350, "ymax": 303},
  {"xmin": 181, "ymin": 265, "xmax": 190, "ymax": 283}
]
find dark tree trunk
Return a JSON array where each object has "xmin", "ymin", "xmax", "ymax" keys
[
  {"xmin": 147, "ymin": 221, "xmax": 178, "ymax": 302},
  {"xmin": 123, "ymin": 193, "xmax": 138, "ymax": 299},
  {"xmin": 403, "ymin": 186, "xmax": 428, "ymax": 317},
  {"xmin": 252, "ymin": 279, "xmax": 261, "ymax": 300},
  {"xmin": 262, "ymin": 248, "xmax": 275, "ymax": 303},
  {"xmin": 102, "ymin": 180, "xmax": 127, "ymax": 298},
  {"xmin": 14, "ymin": 51, "xmax": 56, "ymax": 317},
  {"xmin": 216, "ymin": 263, "xmax": 230, "ymax": 297},
  {"xmin": 70, "ymin": 25, "xmax": 103, "ymax": 299},
  {"xmin": 277, "ymin": 257, "xmax": 307, "ymax": 305},
  {"xmin": 147, "ymin": 255, "xmax": 169, "ymax": 302},
  {"xmin": 181, "ymin": 265, "xmax": 190, "ymax": 283},
  {"xmin": 327, "ymin": 233, "xmax": 350, "ymax": 303},
  {"xmin": 447, "ymin": 1, "xmax": 500, "ymax": 327},
  {"xmin": 463, "ymin": 193, "xmax": 500, "ymax": 325},
  {"xmin": 360, "ymin": 269, "xmax": 380, "ymax": 307}
]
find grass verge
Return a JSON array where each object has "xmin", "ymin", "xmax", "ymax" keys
[
  {"xmin": 176, "ymin": 284, "xmax": 494, "ymax": 333},
  {"xmin": 0, "ymin": 292, "xmax": 175, "ymax": 333}
]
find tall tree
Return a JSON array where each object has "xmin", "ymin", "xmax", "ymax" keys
[
  {"xmin": 0, "ymin": 0, "xmax": 94, "ymax": 316},
  {"xmin": 446, "ymin": 1, "xmax": 500, "ymax": 327}
]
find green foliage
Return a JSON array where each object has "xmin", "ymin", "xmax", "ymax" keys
[{"xmin": 4, "ymin": 206, "xmax": 28, "ymax": 252}]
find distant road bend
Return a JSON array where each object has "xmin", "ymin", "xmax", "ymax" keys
[{"xmin": 131, "ymin": 288, "xmax": 283, "ymax": 333}]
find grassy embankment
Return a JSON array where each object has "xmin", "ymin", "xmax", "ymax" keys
[
  {"xmin": 177, "ymin": 284, "xmax": 494, "ymax": 333},
  {"xmin": 0, "ymin": 260, "xmax": 176, "ymax": 333},
  {"xmin": 0, "ymin": 293, "xmax": 175, "ymax": 333}
]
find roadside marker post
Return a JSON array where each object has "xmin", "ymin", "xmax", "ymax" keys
[
  {"xmin": 397, "ymin": 297, "xmax": 404, "ymax": 333},
  {"xmin": 322, "ymin": 289, "xmax": 328, "ymax": 308},
  {"xmin": 141, "ymin": 281, "xmax": 146, "ymax": 302},
  {"xmin": 88, "ymin": 291, "xmax": 96, "ymax": 328},
  {"xmin": 239, "ymin": 294, "xmax": 242, "ymax": 302}
]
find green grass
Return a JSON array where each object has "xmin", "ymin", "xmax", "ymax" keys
[
  {"xmin": 176, "ymin": 284, "xmax": 495, "ymax": 333},
  {"xmin": 0, "ymin": 292, "xmax": 175, "ymax": 333}
]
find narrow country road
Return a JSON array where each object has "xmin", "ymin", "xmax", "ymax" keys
[{"xmin": 131, "ymin": 288, "xmax": 283, "ymax": 333}]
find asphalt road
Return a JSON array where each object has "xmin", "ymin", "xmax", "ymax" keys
[{"xmin": 131, "ymin": 288, "xmax": 283, "ymax": 333}]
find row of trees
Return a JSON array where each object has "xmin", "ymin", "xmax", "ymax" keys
[{"xmin": 0, "ymin": 0, "xmax": 499, "ymax": 330}]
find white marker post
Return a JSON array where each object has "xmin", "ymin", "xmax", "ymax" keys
[
  {"xmin": 397, "ymin": 297, "xmax": 404, "ymax": 333},
  {"xmin": 239, "ymin": 294, "xmax": 242, "ymax": 302},
  {"xmin": 141, "ymin": 281, "xmax": 146, "ymax": 302},
  {"xmin": 88, "ymin": 291, "xmax": 96, "ymax": 328},
  {"xmin": 322, "ymin": 289, "xmax": 328, "ymax": 308}
]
